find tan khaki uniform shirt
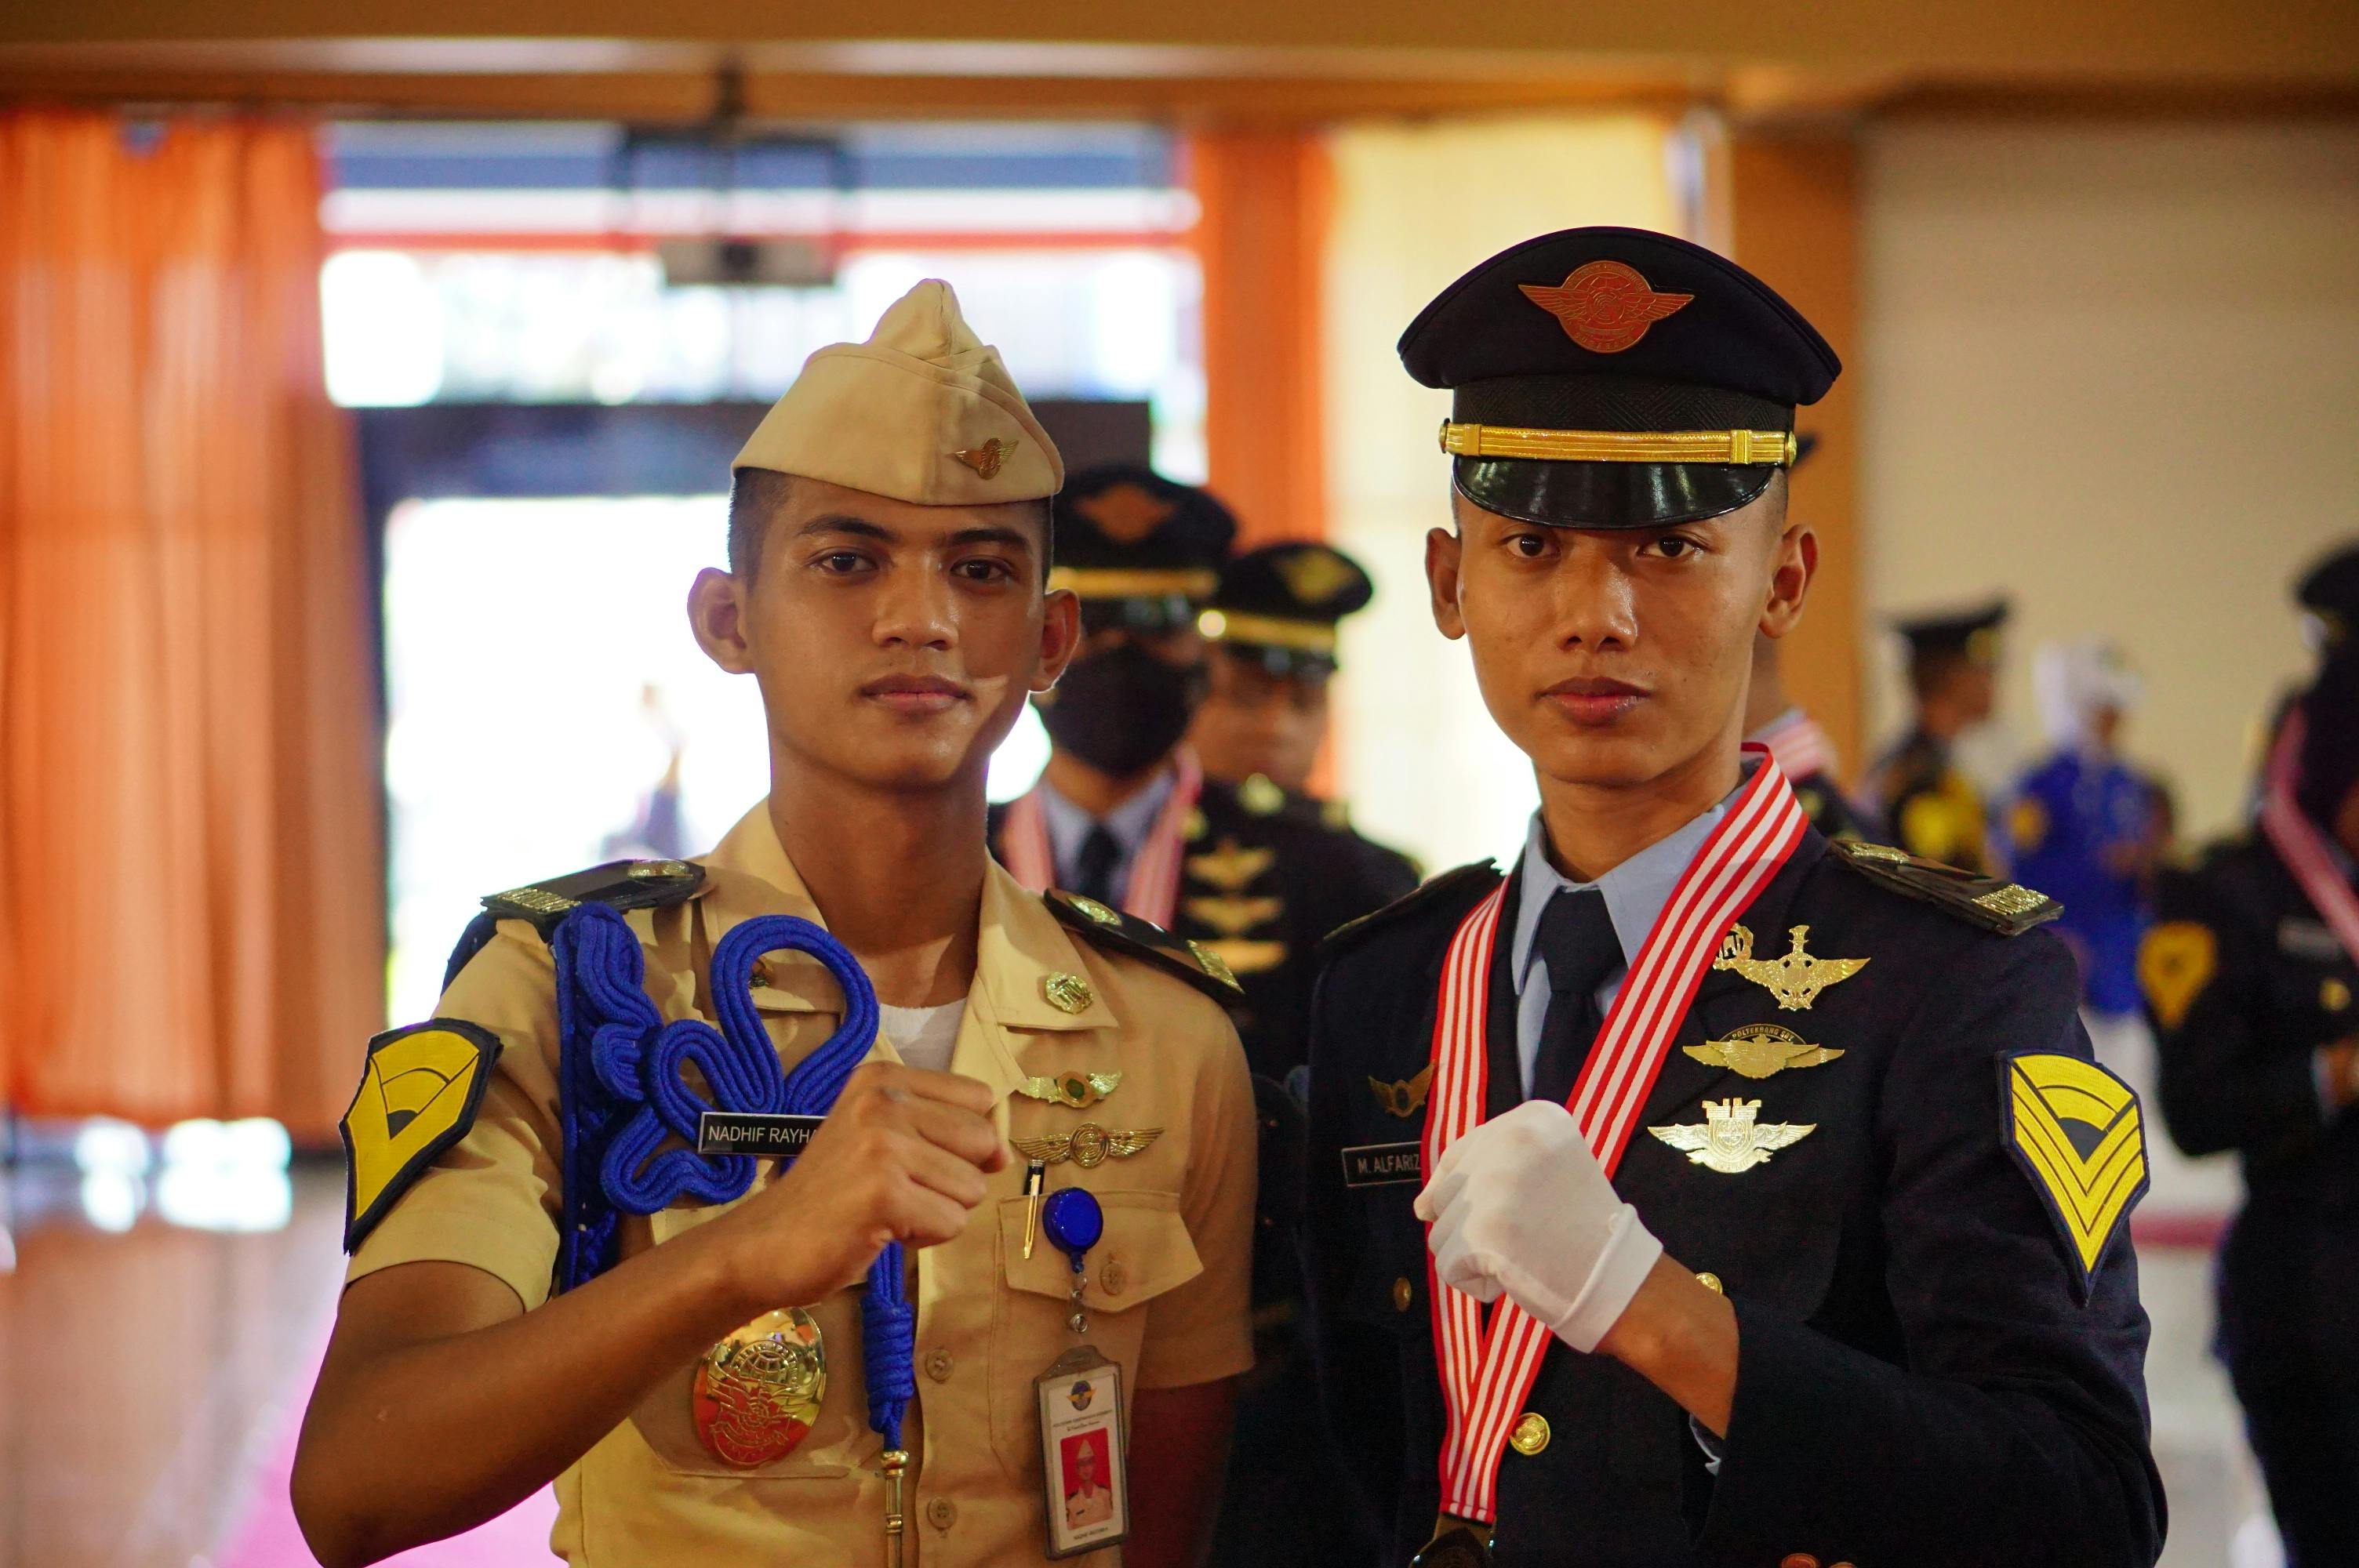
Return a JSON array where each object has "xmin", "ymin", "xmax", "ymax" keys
[{"xmin": 347, "ymin": 803, "xmax": 1258, "ymax": 1565}]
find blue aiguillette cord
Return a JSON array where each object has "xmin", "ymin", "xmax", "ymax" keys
[{"xmin": 551, "ymin": 902, "xmax": 914, "ymax": 1453}]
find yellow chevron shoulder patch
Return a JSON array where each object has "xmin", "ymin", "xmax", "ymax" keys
[
  {"xmin": 340, "ymin": 1018, "xmax": 503, "ymax": 1252},
  {"xmin": 2138, "ymin": 920, "xmax": 2216, "ymax": 1033},
  {"xmin": 1998, "ymin": 1052, "xmax": 2149, "ymax": 1297}
]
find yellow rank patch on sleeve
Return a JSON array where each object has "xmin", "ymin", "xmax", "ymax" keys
[
  {"xmin": 2137, "ymin": 920, "xmax": 2217, "ymax": 1033},
  {"xmin": 340, "ymin": 1018, "xmax": 504, "ymax": 1253},
  {"xmin": 1999, "ymin": 1052, "xmax": 2149, "ymax": 1297}
]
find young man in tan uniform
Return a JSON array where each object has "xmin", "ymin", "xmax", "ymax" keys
[{"xmin": 293, "ymin": 282, "xmax": 1256, "ymax": 1567}]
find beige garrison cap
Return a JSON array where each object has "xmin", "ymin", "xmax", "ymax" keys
[{"xmin": 732, "ymin": 278, "xmax": 1063, "ymax": 504}]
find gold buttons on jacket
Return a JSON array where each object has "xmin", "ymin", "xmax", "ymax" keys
[
  {"xmin": 1507, "ymin": 1413, "xmax": 1550, "ymax": 1456},
  {"xmin": 925, "ymin": 1347, "xmax": 954, "ymax": 1381},
  {"xmin": 1695, "ymin": 1271, "xmax": 1725, "ymax": 1294},
  {"xmin": 2324, "ymin": 977, "xmax": 2352, "ymax": 1013},
  {"xmin": 926, "ymin": 1497, "xmax": 958, "ymax": 1530},
  {"xmin": 1391, "ymin": 1276, "xmax": 1415, "ymax": 1312}
]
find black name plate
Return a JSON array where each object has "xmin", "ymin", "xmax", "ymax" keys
[
  {"xmin": 1341, "ymin": 1141, "xmax": 1423, "ymax": 1188},
  {"xmin": 696, "ymin": 1112, "xmax": 827, "ymax": 1157}
]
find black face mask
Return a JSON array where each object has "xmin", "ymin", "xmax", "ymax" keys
[{"xmin": 1038, "ymin": 642, "xmax": 1201, "ymax": 778}]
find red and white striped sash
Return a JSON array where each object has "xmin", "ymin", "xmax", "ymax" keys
[
  {"xmin": 1421, "ymin": 746, "xmax": 1808, "ymax": 1525},
  {"xmin": 1750, "ymin": 706, "xmax": 1834, "ymax": 782},
  {"xmin": 997, "ymin": 751, "xmax": 1205, "ymax": 929},
  {"xmin": 2259, "ymin": 710, "xmax": 2359, "ymax": 969}
]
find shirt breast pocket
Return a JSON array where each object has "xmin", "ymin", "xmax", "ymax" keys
[{"xmin": 988, "ymin": 1189, "xmax": 1203, "ymax": 1479}]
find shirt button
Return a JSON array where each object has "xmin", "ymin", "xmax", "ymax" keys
[
  {"xmin": 925, "ymin": 1347, "xmax": 954, "ymax": 1381},
  {"xmin": 1103, "ymin": 1258, "xmax": 1128, "ymax": 1296},
  {"xmin": 1507, "ymin": 1412, "xmax": 1550, "ymax": 1456},
  {"xmin": 1391, "ymin": 1276, "xmax": 1414, "ymax": 1312},
  {"xmin": 1695, "ymin": 1270, "xmax": 1725, "ymax": 1294},
  {"xmin": 926, "ymin": 1497, "xmax": 958, "ymax": 1530}
]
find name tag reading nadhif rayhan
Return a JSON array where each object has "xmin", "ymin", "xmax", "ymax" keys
[{"xmin": 698, "ymin": 1112, "xmax": 827, "ymax": 1158}]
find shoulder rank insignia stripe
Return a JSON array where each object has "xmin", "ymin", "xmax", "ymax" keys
[
  {"xmin": 1998, "ymin": 1052, "xmax": 2149, "ymax": 1296},
  {"xmin": 2137, "ymin": 920, "xmax": 2216, "ymax": 1033},
  {"xmin": 340, "ymin": 1018, "xmax": 503, "ymax": 1253}
]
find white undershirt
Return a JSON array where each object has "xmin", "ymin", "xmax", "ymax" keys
[{"xmin": 879, "ymin": 1000, "xmax": 966, "ymax": 1074}]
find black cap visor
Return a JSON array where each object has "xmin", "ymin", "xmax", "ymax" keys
[{"xmin": 1453, "ymin": 456, "xmax": 1777, "ymax": 529}]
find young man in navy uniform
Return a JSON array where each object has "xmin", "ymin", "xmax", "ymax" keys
[
  {"xmin": 1300, "ymin": 228, "xmax": 2163, "ymax": 1568},
  {"xmin": 1866, "ymin": 601, "xmax": 2010, "ymax": 875},
  {"xmin": 2144, "ymin": 643, "xmax": 2359, "ymax": 1567}
]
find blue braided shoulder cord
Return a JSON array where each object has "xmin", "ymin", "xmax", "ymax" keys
[{"xmin": 550, "ymin": 902, "xmax": 914, "ymax": 1450}]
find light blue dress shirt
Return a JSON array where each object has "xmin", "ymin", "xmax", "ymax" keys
[
  {"xmin": 1035, "ymin": 766, "xmax": 1177, "ymax": 895},
  {"xmin": 1507, "ymin": 789, "xmax": 1736, "ymax": 1098}
]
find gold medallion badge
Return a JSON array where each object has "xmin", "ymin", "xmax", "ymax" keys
[
  {"xmin": 1019, "ymin": 1071, "xmax": 1122, "ymax": 1110},
  {"xmin": 2000, "ymin": 1053, "xmax": 2148, "ymax": 1293},
  {"xmin": 1646, "ymin": 1098, "xmax": 1816, "ymax": 1174},
  {"xmin": 1042, "ymin": 973, "xmax": 1096, "ymax": 1014},
  {"xmin": 1012, "ymin": 1122, "xmax": 1165, "ymax": 1169},
  {"xmin": 1713, "ymin": 923, "xmax": 1869, "ymax": 1011},
  {"xmin": 1066, "ymin": 895, "xmax": 1124, "ymax": 928},
  {"xmin": 2136, "ymin": 920, "xmax": 2216, "ymax": 1032},
  {"xmin": 692, "ymin": 1306, "xmax": 826, "ymax": 1468},
  {"xmin": 1368, "ymin": 1064, "xmax": 1437, "ymax": 1119},
  {"xmin": 1681, "ymin": 1022, "xmax": 1843, "ymax": 1080}
]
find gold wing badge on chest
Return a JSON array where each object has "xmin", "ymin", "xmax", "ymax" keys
[
  {"xmin": 1011, "ymin": 1122, "xmax": 1164, "ymax": 1169},
  {"xmin": 1647, "ymin": 1098, "xmax": 1816, "ymax": 1174},
  {"xmin": 1017, "ymin": 1071, "xmax": 1122, "ymax": 1110},
  {"xmin": 1713, "ymin": 923, "xmax": 1868, "ymax": 1010},
  {"xmin": 1682, "ymin": 1022, "xmax": 1842, "ymax": 1080},
  {"xmin": 1368, "ymin": 1063, "xmax": 1435, "ymax": 1118}
]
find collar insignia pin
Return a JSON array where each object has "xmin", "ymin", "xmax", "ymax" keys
[
  {"xmin": 1042, "ymin": 972, "xmax": 1095, "ymax": 1014},
  {"xmin": 1368, "ymin": 1063, "xmax": 1436, "ymax": 1119}
]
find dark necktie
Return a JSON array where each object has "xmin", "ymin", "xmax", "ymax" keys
[
  {"xmin": 1072, "ymin": 825, "xmax": 1123, "ymax": 907},
  {"xmin": 1528, "ymin": 887, "xmax": 1621, "ymax": 1106}
]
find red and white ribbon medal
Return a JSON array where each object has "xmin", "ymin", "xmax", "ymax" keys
[{"xmin": 1420, "ymin": 746, "xmax": 1808, "ymax": 1534}]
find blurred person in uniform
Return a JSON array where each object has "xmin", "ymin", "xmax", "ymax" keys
[
  {"xmin": 2010, "ymin": 642, "xmax": 2166, "ymax": 1022},
  {"xmin": 1189, "ymin": 539, "xmax": 1372, "ymax": 795},
  {"xmin": 2243, "ymin": 540, "xmax": 2359, "ymax": 817},
  {"xmin": 294, "ymin": 282, "xmax": 1255, "ymax": 1568},
  {"xmin": 991, "ymin": 476, "xmax": 1416, "ymax": 1568},
  {"xmin": 2144, "ymin": 641, "xmax": 2359, "ymax": 1568},
  {"xmin": 1303, "ymin": 227, "xmax": 2162, "ymax": 1567},
  {"xmin": 992, "ymin": 475, "xmax": 1418, "ymax": 1084},
  {"xmin": 1866, "ymin": 600, "xmax": 2009, "ymax": 874}
]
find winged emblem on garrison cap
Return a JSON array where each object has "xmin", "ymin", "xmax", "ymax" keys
[
  {"xmin": 1519, "ymin": 260, "xmax": 1694, "ymax": 354},
  {"xmin": 1713, "ymin": 924, "xmax": 1869, "ymax": 1011},
  {"xmin": 951, "ymin": 438, "xmax": 1019, "ymax": 479}
]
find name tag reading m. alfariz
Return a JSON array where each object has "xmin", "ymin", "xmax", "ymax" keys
[
  {"xmin": 1342, "ymin": 1140, "xmax": 1423, "ymax": 1188},
  {"xmin": 696, "ymin": 1112, "xmax": 827, "ymax": 1158}
]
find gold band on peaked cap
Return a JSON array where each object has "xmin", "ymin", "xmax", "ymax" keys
[
  {"xmin": 1047, "ymin": 566, "xmax": 1219, "ymax": 601},
  {"xmin": 734, "ymin": 280, "xmax": 1063, "ymax": 503},
  {"xmin": 1196, "ymin": 610, "xmax": 1339, "ymax": 655},
  {"xmin": 1439, "ymin": 422, "xmax": 1798, "ymax": 467}
]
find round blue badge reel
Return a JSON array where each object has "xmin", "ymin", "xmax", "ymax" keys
[{"xmin": 1041, "ymin": 1187, "xmax": 1106, "ymax": 1334}]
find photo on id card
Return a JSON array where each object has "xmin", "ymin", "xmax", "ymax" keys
[{"xmin": 1037, "ymin": 1347, "xmax": 1129, "ymax": 1558}]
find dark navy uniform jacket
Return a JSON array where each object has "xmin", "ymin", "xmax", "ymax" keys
[
  {"xmin": 1302, "ymin": 828, "xmax": 2164, "ymax": 1568},
  {"xmin": 2148, "ymin": 836, "xmax": 2359, "ymax": 1381}
]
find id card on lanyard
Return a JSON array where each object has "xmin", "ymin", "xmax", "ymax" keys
[{"xmin": 1412, "ymin": 748, "xmax": 1808, "ymax": 1562}]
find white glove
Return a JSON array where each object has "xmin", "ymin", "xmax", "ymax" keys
[{"xmin": 1413, "ymin": 1100, "xmax": 1664, "ymax": 1353}]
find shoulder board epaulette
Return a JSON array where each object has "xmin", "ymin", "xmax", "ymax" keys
[
  {"xmin": 482, "ymin": 857, "xmax": 707, "ymax": 940},
  {"xmin": 1319, "ymin": 861, "xmax": 1502, "ymax": 960},
  {"xmin": 1045, "ymin": 889, "xmax": 1244, "ymax": 1005},
  {"xmin": 1826, "ymin": 839, "xmax": 2060, "ymax": 935}
]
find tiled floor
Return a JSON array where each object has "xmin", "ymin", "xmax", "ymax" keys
[{"xmin": 0, "ymin": 1149, "xmax": 2284, "ymax": 1568}]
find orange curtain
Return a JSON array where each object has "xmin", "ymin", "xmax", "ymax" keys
[
  {"xmin": 0, "ymin": 111, "xmax": 382, "ymax": 1140},
  {"xmin": 1187, "ymin": 129, "xmax": 1333, "ymax": 546}
]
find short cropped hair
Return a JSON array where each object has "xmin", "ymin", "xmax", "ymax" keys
[{"xmin": 725, "ymin": 468, "xmax": 1054, "ymax": 583}]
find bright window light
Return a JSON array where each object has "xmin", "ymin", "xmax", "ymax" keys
[{"xmin": 321, "ymin": 250, "xmax": 445, "ymax": 406}]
